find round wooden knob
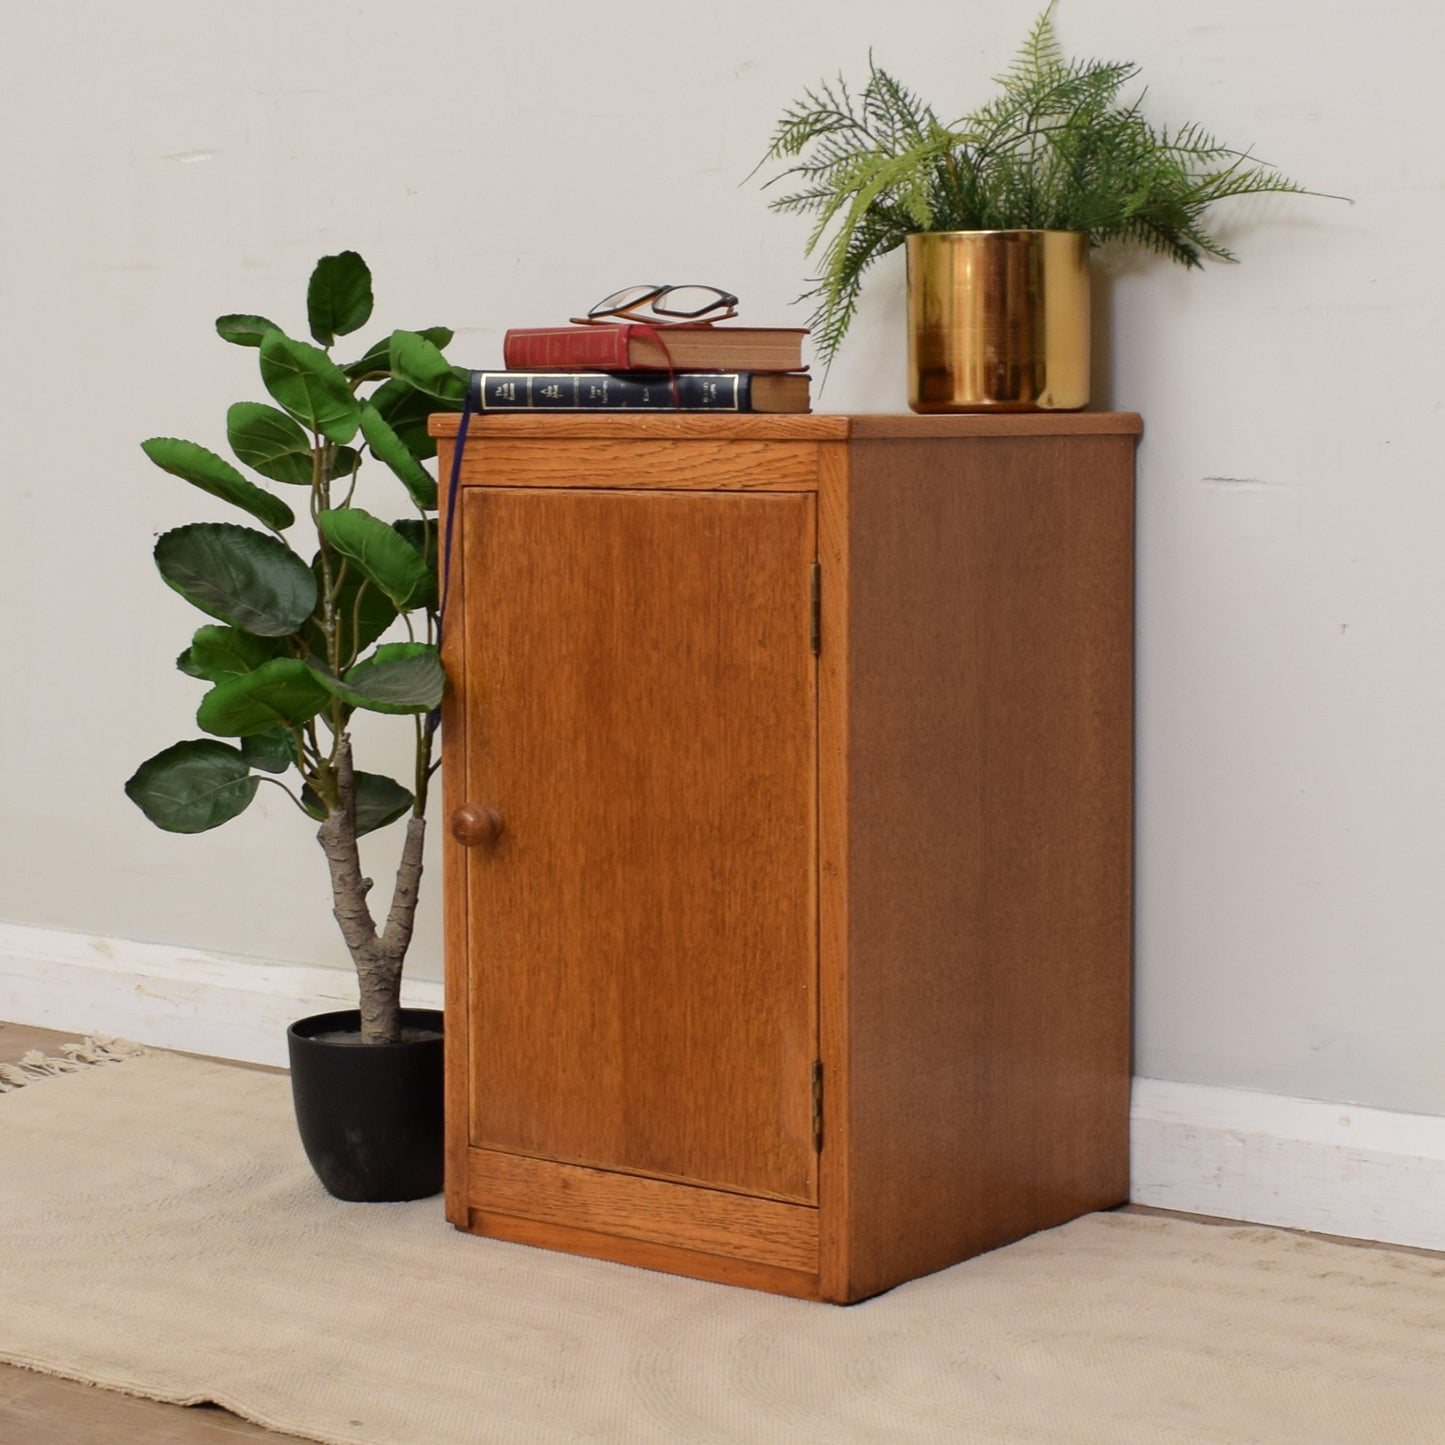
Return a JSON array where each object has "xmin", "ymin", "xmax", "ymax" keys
[{"xmin": 450, "ymin": 803, "xmax": 505, "ymax": 848}]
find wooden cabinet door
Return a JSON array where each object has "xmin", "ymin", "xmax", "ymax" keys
[{"xmin": 458, "ymin": 486, "xmax": 818, "ymax": 1204}]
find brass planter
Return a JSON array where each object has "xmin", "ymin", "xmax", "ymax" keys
[{"xmin": 906, "ymin": 230, "xmax": 1090, "ymax": 412}]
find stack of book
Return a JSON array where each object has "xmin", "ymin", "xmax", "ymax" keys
[{"xmin": 473, "ymin": 322, "xmax": 811, "ymax": 414}]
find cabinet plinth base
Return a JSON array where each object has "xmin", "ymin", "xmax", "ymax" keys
[
  {"xmin": 453, "ymin": 1146, "xmax": 823, "ymax": 1294},
  {"xmin": 458, "ymin": 1209, "xmax": 829, "ymax": 1302}
]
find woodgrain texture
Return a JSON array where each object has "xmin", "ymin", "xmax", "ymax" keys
[
  {"xmin": 467, "ymin": 1148, "xmax": 818, "ymax": 1271},
  {"xmin": 458, "ymin": 486, "xmax": 818, "ymax": 1204},
  {"xmin": 430, "ymin": 414, "xmax": 851, "ymax": 443},
  {"xmin": 839, "ymin": 433, "xmax": 1135, "ymax": 1300},
  {"xmin": 448, "ymin": 439, "xmax": 819, "ymax": 491},
  {"xmin": 427, "ymin": 413, "xmax": 1143, "ymax": 444},
  {"xmin": 439, "ymin": 443, "xmax": 475, "ymax": 1230},
  {"xmin": 814, "ymin": 440, "xmax": 854, "ymax": 1304},
  {"xmin": 843, "ymin": 414, "xmax": 1142, "ymax": 439},
  {"xmin": 463, "ymin": 1213, "xmax": 824, "ymax": 1300},
  {"xmin": 437, "ymin": 415, "xmax": 1138, "ymax": 1300}
]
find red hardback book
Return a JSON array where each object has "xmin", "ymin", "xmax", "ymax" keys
[{"xmin": 502, "ymin": 323, "xmax": 808, "ymax": 373}]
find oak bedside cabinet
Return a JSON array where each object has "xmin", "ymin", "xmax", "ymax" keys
[{"xmin": 431, "ymin": 412, "xmax": 1139, "ymax": 1303}]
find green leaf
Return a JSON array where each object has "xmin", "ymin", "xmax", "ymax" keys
[
  {"xmin": 141, "ymin": 437, "xmax": 295, "ymax": 531},
  {"xmin": 342, "ymin": 336, "xmax": 393, "ymax": 383},
  {"xmin": 125, "ymin": 740, "xmax": 259, "ymax": 833},
  {"xmin": 345, "ymin": 325, "xmax": 455, "ymax": 381},
  {"xmin": 359, "ymin": 402, "xmax": 438, "ymax": 510},
  {"xmin": 348, "ymin": 642, "xmax": 445, "ymax": 711},
  {"xmin": 329, "ymin": 445, "xmax": 362, "ymax": 481},
  {"xmin": 388, "ymin": 330, "xmax": 468, "ymax": 405},
  {"xmin": 259, "ymin": 331, "xmax": 362, "ymax": 444},
  {"xmin": 317, "ymin": 641, "xmax": 445, "ymax": 714},
  {"xmin": 182, "ymin": 624, "xmax": 285, "ymax": 683},
  {"xmin": 369, "ymin": 379, "xmax": 440, "ymax": 459},
  {"xmin": 303, "ymin": 554, "xmax": 398, "ymax": 669},
  {"xmin": 300, "ymin": 771, "xmax": 414, "ymax": 837},
  {"xmin": 240, "ymin": 728, "xmax": 297, "ymax": 774},
  {"xmin": 154, "ymin": 523, "xmax": 318, "ymax": 637},
  {"xmin": 392, "ymin": 517, "xmax": 437, "ymax": 572},
  {"xmin": 317, "ymin": 507, "xmax": 433, "ymax": 611},
  {"xmin": 196, "ymin": 657, "xmax": 331, "ymax": 737},
  {"xmin": 216, "ymin": 314, "xmax": 282, "ymax": 348},
  {"xmin": 226, "ymin": 403, "xmax": 317, "ymax": 486},
  {"xmin": 307, "ymin": 251, "xmax": 374, "ymax": 347}
]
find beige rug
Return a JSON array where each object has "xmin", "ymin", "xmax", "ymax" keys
[{"xmin": 3, "ymin": 1044, "xmax": 1444, "ymax": 1445}]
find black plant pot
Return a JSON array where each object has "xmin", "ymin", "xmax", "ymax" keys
[{"xmin": 287, "ymin": 1008, "xmax": 444, "ymax": 1203}]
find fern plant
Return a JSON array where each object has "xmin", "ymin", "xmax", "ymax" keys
[{"xmin": 759, "ymin": 3, "xmax": 1325, "ymax": 366}]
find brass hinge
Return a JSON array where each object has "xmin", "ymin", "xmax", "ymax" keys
[
  {"xmin": 811, "ymin": 1060, "xmax": 824, "ymax": 1152},
  {"xmin": 809, "ymin": 563, "xmax": 821, "ymax": 655}
]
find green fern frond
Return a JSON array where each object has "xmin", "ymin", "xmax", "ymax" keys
[
  {"xmin": 762, "ymin": 77, "xmax": 864, "ymax": 163},
  {"xmin": 803, "ymin": 200, "xmax": 915, "ymax": 368},
  {"xmin": 998, "ymin": 0, "xmax": 1065, "ymax": 97},
  {"xmin": 755, "ymin": 5, "xmax": 1339, "ymax": 367},
  {"xmin": 861, "ymin": 60, "xmax": 937, "ymax": 151}
]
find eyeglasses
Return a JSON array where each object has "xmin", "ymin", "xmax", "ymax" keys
[{"xmin": 579, "ymin": 284, "xmax": 739, "ymax": 326}]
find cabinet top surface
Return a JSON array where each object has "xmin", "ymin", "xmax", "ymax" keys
[{"xmin": 427, "ymin": 412, "xmax": 1143, "ymax": 442}]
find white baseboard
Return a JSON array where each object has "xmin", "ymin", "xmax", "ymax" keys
[
  {"xmin": 5, "ymin": 921, "xmax": 1443, "ymax": 1252},
  {"xmin": 1131, "ymin": 1076, "xmax": 1445, "ymax": 1252},
  {"xmin": 0, "ymin": 921, "xmax": 443, "ymax": 1069}
]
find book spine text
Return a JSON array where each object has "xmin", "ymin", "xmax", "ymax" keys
[{"xmin": 478, "ymin": 372, "xmax": 749, "ymax": 411}]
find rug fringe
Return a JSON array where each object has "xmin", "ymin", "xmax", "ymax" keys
[{"xmin": 0, "ymin": 1036, "xmax": 149, "ymax": 1093}]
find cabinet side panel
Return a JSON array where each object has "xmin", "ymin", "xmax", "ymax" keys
[{"xmin": 844, "ymin": 434, "xmax": 1134, "ymax": 1299}]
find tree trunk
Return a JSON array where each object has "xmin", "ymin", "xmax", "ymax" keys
[{"xmin": 316, "ymin": 737, "xmax": 427, "ymax": 1046}]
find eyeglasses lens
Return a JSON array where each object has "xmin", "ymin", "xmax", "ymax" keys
[
  {"xmin": 650, "ymin": 286, "xmax": 734, "ymax": 317},
  {"xmin": 589, "ymin": 285, "xmax": 664, "ymax": 319}
]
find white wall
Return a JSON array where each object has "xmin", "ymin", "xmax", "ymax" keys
[{"xmin": 1, "ymin": 1, "xmax": 1439, "ymax": 1115}]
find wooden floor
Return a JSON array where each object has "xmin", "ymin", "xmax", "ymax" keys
[{"xmin": 3, "ymin": 1019, "xmax": 1441, "ymax": 1442}]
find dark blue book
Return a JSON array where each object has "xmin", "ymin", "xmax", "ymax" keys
[{"xmin": 476, "ymin": 371, "xmax": 809, "ymax": 413}]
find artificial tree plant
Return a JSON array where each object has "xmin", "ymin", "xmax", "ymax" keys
[
  {"xmin": 126, "ymin": 251, "xmax": 466, "ymax": 1045},
  {"xmin": 758, "ymin": 3, "xmax": 1326, "ymax": 367}
]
